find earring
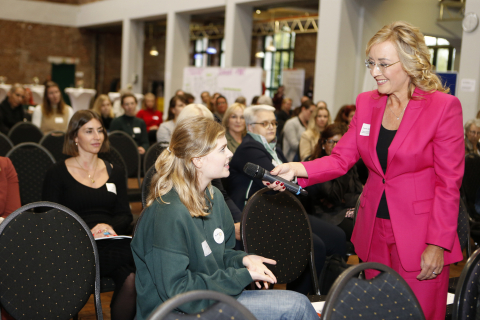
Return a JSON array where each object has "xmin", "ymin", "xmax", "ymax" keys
[
  {"xmin": 322, "ymin": 146, "xmax": 325, "ymax": 150},
  {"xmin": 75, "ymin": 142, "xmax": 78, "ymax": 146}
]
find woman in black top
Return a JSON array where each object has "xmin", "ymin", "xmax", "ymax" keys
[{"xmin": 42, "ymin": 110, "xmax": 135, "ymax": 320}]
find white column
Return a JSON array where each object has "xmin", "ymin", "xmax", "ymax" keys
[
  {"xmin": 164, "ymin": 11, "xmax": 191, "ymax": 119},
  {"xmin": 457, "ymin": 0, "xmax": 480, "ymax": 122},
  {"xmin": 313, "ymin": 0, "xmax": 363, "ymax": 114},
  {"xmin": 121, "ymin": 19, "xmax": 145, "ymax": 93},
  {"xmin": 224, "ymin": 1, "xmax": 253, "ymax": 67}
]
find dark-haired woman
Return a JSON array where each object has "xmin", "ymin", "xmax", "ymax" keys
[
  {"xmin": 213, "ymin": 95, "xmax": 228, "ymax": 122},
  {"xmin": 32, "ymin": 81, "xmax": 73, "ymax": 133},
  {"xmin": 42, "ymin": 110, "xmax": 136, "ymax": 320},
  {"xmin": 156, "ymin": 95, "xmax": 187, "ymax": 146}
]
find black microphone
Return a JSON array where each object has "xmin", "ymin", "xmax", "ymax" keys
[{"xmin": 243, "ymin": 162, "xmax": 308, "ymax": 196}]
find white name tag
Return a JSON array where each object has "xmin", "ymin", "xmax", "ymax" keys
[
  {"xmin": 106, "ymin": 183, "xmax": 117, "ymax": 194},
  {"xmin": 201, "ymin": 240, "xmax": 212, "ymax": 256},
  {"xmin": 213, "ymin": 228, "xmax": 224, "ymax": 244},
  {"xmin": 55, "ymin": 117, "xmax": 64, "ymax": 124},
  {"xmin": 133, "ymin": 127, "xmax": 141, "ymax": 134},
  {"xmin": 360, "ymin": 123, "xmax": 370, "ymax": 136},
  {"xmin": 152, "ymin": 116, "xmax": 159, "ymax": 120}
]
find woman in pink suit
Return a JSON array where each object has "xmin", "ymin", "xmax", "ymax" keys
[{"xmin": 266, "ymin": 21, "xmax": 464, "ymax": 320}]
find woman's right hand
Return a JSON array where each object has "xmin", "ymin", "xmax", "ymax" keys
[
  {"xmin": 243, "ymin": 255, "xmax": 277, "ymax": 289},
  {"xmin": 263, "ymin": 163, "xmax": 305, "ymax": 191},
  {"xmin": 91, "ymin": 223, "xmax": 117, "ymax": 239}
]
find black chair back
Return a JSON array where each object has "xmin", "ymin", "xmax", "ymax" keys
[
  {"xmin": 8, "ymin": 121, "xmax": 44, "ymax": 145},
  {"xmin": 458, "ymin": 198, "xmax": 471, "ymax": 256},
  {"xmin": 144, "ymin": 142, "xmax": 165, "ymax": 174},
  {"xmin": 6, "ymin": 142, "xmax": 55, "ymax": 205},
  {"xmin": 322, "ymin": 262, "xmax": 425, "ymax": 320},
  {"xmin": 146, "ymin": 290, "xmax": 257, "ymax": 320},
  {"xmin": 142, "ymin": 165, "xmax": 157, "ymax": 208},
  {"xmin": 0, "ymin": 132, "xmax": 13, "ymax": 156},
  {"xmin": 99, "ymin": 145, "xmax": 128, "ymax": 183},
  {"xmin": 109, "ymin": 130, "xmax": 141, "ymax": 187},
  {"xmin": 0, "ymin": 201, "xmax": 103, "ymax": 320},
  {"xmin": 452, "ymin": 248, "xmax": 480, "ymax": 320},
  {"xmin": 241, "ymin": 188, "xmax": 320, "ymax": 294},
  {"xmin": 462, "ymin": 154, "xmax": 480, "ymax": 220},
  {"xmin": 39, "ymin": 130, "xmax": 67, "ymax": 162}
]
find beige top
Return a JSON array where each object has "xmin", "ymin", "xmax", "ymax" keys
[
  {"xmin": 299, "ymin": 130, "xmax": 319, "ymax": 161},
  {"xmin": 32, "ymin": 105, "xmax": 73, "ymax": 133}
]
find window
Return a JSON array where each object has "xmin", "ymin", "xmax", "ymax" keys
[
  {"xmin": 259, "ymin": 32, "xmax": 295, "ymax": 97},
  {"xmin": 191, "ymin": 38, "xmax": 225, "ymax": 67},
  {"xmin": 424, "ymin": 36, "xmax": 456, "ymax": 72}
]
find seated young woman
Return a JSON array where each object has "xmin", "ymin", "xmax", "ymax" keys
[
  {"xmin": 42, "ymin": 110, "xmax": 136, "ymax": 320},
  {"xmin": 131, "ymin": 116, "xmax": 318, "ymax": 320}
]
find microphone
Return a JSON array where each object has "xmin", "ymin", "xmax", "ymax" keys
[{"xmin": 243, "ymin": 162, "xmax": 308, "ymax": 196}]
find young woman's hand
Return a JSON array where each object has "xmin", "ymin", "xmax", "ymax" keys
[
  {"xmin": 243, "ymin": 255, "xmax": 277, "ymax": 289},
  {"xmin": 91, "ymin": 223, "xmax": 117, "ymax": 239}
]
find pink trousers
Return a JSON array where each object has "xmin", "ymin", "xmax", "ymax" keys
[{"xmin": 364, "ymin": 217, "xmax": 449, "ymax": 320}]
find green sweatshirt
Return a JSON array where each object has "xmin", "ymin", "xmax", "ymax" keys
[
  {"xmin": 109, "ymin": 115, "xmax": 149, "ymax": 151},
  {"xmin": 131, "ymin": 187, "xmax": 252, "ymax": 320}
]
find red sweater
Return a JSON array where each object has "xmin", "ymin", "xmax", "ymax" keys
[{"xmin": 136, "ymin": 109, "xmax": 163, "ymax": 132}]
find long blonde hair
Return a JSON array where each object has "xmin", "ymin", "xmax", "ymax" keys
[
  {"xmin": 305, "ymin": 105, "xmax": 331, "ymax": 142},
  {"xmin": 92, "ymin": 94, "xmax": 114, "ymax": 118},
  {"xmin": 146, "ymin": 116, "xmax": 226, "ymax": 217},
  {"xmin": 366, "ymin": 21, "xmax": 449, "ymax": 99}
]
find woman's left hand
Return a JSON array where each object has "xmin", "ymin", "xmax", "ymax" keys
[
  {"xmin": 243, "ymin": 255, "xmax": 277, "ymax": 289},
  {"xmin": 417, "ymin": 244, "xmax": 444, "ymax": 280}
]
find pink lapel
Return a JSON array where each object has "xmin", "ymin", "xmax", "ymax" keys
[
  {"xmin": 368, "ymin": 94, "xmax": 387, "ymax": 176},
  {"xmin": 386, "ymin": 88, "xmax": 428, "ymax": 169}
]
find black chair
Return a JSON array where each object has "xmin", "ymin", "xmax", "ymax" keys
[
  {"xmin": 99, "ymin": 145, "xmax": 129, "ymax": 184},
  {"xmin": 0, "ymin": 201, "xmax": 103, "ymax": 320},
  {"xmin": 109, "ymin": 130, "xmax": 141, "ymax": 187},
  {"xmin": 8, "ymin": 121, "xmax": 44, "ymax": 145},
  {"xmin": 6, "ymin": 142, "xmax": 55, "ymax": 205},
  {"xmin": 39, "ymin": 130, "xmax": 68, "ymax": 162},
  {"xmin": 321, "ymin": 262, "xmax": 425, "ymax": 320},
  {"xmin": 142, "ymin": 165, "xmax": 157, "ymax": 208},
  {"xmin": 461, "ymin": 153, "xmax": 480, "ymax": 222},
  {"xmin": 452, "ymin": 248, "xmax": 480, "ymax": 320},
  {"xmin": 0, "ymin": 132, "xmax": 13, "ymax": 156},
  {"xmin": 143, "ymin": 141, "xmax": 165, "ymax": 175},
  {"xmin": 146, "ymin": 290, "xmax": 257, "ymax": 320},
  {"xmin": 241, "ymin": 187, "xmax": 321, "ymax": 295}
]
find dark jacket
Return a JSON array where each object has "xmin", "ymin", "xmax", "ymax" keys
[
  {"xmin": 0, "ymin": 98, "xmax": 24, "ymax": 133},
  {"xmin": 228, "ymin": 134, "xmax": 287, "ymax": 211},
  {"xmin": 110, "ymin": 115, "xmax": 149, "ymax": 150}
]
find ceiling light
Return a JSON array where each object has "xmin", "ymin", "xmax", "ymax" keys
[
  {"xmin": 149, "ymin": 46, "xmax": 159, "ymax": 56},
  {"xmin": 256, "ymin": 10, "xmax": 261, "ymax": 14}
]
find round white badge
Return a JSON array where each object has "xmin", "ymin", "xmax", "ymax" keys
[{"xmin": 213, "ymin": 228, "xmax": 224, "ymax": 244}]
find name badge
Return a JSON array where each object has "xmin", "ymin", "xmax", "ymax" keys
[
  {"xmin": 152, "ymin": 116, "xmax": 159, "ymax": 120},
  {"xmin": 201, "ymin": 240, "xmax": 212, "ymax": 257},
  {"xmin": 213, "ymin": 228, "xmax": 224, "ymax": 244},
  {"xmin": 106, "ymin": 183, "xmax": 117, "ymax": 194},
  {"xmin": 133, "ymin": 127, "xmax": 141, "ymax": 134},
  {"xmin": 360, "ymin": 123, "xmax": 370, "ymax": 136},
  {"xmin": 55, "ymin": 117, "xmax": 64, "ymax": 124}
]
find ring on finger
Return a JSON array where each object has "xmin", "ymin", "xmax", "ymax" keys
[{"xmin": 432, "ymin": 271, "xmax": 437, "ymax": 275}]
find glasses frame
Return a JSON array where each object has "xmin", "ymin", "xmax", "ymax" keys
[
  {"xmin": 250, "ymin": 121, "xmax": 278, "ymax": 128},
  {"xmin": 365, "ymin": 59, "xmax": 401, "ymax": 73}
]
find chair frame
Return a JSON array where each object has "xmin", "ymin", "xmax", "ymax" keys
[
  {"xmin": 143, "ymin": 141, "xmax": 165, "ymax": 175},
  {"xmin": 146, "ymin": 290, "xmax": 257, "ymax": 320},
  {"xmin": 7, "ymin": 121, "xmax": 44, "ymax": 144},
  {"xmin": 241, "ymin": 188, "xmax": 321, "ymax": 295},
  {"xmin": 109, "ymin": 130, "xmax": 141, "ymax": 187},
  {"xmin": 452, "ymin": 248, "xmax": 480, "ymax": 320},
  {"xmin": 0, "ymin": 201, "xmax": 103, "ymax": 320},
  {"xmin": 0, "ymin": 132, "xmax": 14, "ymax": 156},
  {"xmin": 39, "ymin": 130, "xmax": 66, "ymax": 162},
  {"xmin": 321, "ymin": 262, "xmax": 425, "ymax": 320}
]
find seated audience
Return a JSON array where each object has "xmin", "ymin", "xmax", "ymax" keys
[
  {"xmin": 175, "ymin": 103, "xmax": 212, "ymax": 123},
  {"xmin": 32, "ymin": 81, "xmax": 74, "ymax": 133},
  {"xmin": 234, "ymin": 96, "xmax": 246, "ymax": 105},
  {"xmin": 228, "ymin": 105, "xmax": 346, "ymax": 295},
  {"xmin": 131, "ymin": 116, "xmax": 318, "ymax": 320},
  {"xmin": 0, "ymin": 84, "xmax": 25, "ymax": 134},
  {"xmin": 250, "ymin": 95, "xmax": 259, "ymax": 106},
  {"xmin": 200, "ymin": 91, "xmax": 212, "ymax": 111},
  {"xmin": 272, "ymin": 85, "xmax": 284, "ymax": 111},
  {"xmin": 257, "ymin": 95, "xmax": 274, "ymax": 106},
  {"xmin": 299, "ymin": 105, "xmax": 331, "ymax": 160},
  {"xmin": 183, "ymin": 92, "xmax": 195, "ymax": 104},
  {"xmin": 334, "ymin": 104, "xmax": 356, "ymax": 126},
  {"xmin": 156, "ymin": 94, "xmax": 187, "ymax": 146},
  {"xmin": 276, "ymin": 98, "xmax": 292, "ymax": 138},
  {"xmin": 301, "ymin": 124, "xmax": 362, "ymax": 241},
  {"xmin": 42, "ymin": 110, "xmax": 136, "ymax": 320},
  {"xmin": 222, "ymin": 103, "xmax": 246, "ymax": 154},
  {"xmin": 465, "ymin": 118, "xmax": 480, "ymax": 156},
  {"xmin": 282, "ymin": 100, "xmax": 315, "ymax": 161},
  {"xmin": 110, "ymin": 93, "xmax": 149, "ymax": 155},
  {"xmin": 22, "ymin": 87, "xmax": 35, "ymax": 121},
  {"xmin": 91, "ymin": 94, "xmax": 114, "ymax": 130},
  {"xmin": 136, "ymin": 93, "xmax": 162, "ymax": 145},
  {"xmin": 213, "ymin": 95, "xmax": 228, "ymax": 122}
]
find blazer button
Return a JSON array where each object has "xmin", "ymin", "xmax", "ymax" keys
[{"xmin": 382, "ymin": 179, "xmax": 385, "ymax": 184}]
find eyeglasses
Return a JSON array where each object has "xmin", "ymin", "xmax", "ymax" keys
[
  {"xmin": 469, "ymin": 130, "xmax": 480, "ymax": 136},
  {"xmin": 325, "ymin": 139, "xmax": 340, "ymax": 146},
  {"xmin": 365, "ymin": 59, "xmax": 400, "ymax": 73},
  {"xmin": 251, "ymin": 121, "xmax": 278, "ymax": 128}
]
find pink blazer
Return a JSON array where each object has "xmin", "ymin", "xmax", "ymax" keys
[{"xmin": 298, "ymin": 88, "xmax": 464, "ymax": 271}]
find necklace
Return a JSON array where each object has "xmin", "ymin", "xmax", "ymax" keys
[
  {"xmin": 388, "ymin": 104, "xmax": 407, "ymax": 120},
  {"xmin": 75, "ymin": 157, "xmax": 98, "ymax": 184}
]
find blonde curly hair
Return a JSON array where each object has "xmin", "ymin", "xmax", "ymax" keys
[{"xmin": 366, "ymin": 21, "xmax": 449, "ymax": 99}]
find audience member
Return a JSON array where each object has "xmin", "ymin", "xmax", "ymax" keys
[
  {"xmin": 316, "ymin": 100, "xmax": 327, "ymax": 109},
  {"xmin": 183, "ymin": 92, "xmax": 195, "ymax": 104},
  {"xmin": 299, "ymin": 105, "xmax": 331, "ymax": 160},
  {"xmin": 42, "ymin": 110, "xmax": 136, "ymax": 320},
  {"xmin": 211, "ymin": 92, "xmax": 221, "ymax": 106},
  {"xmin": 213, "ymin": 95, "xmax": 228, "ymax": 122},
  {"xmin": 234, "ymin": 96, "xmax": 246, "ymax": 105},
  {"xmin": 175, "ymin": 89, "xmax": 184, "ymax": 96},
  {"xmin": 22, "ymin": 87, "xmax": 35, "ymax": 121},
  {"xmin": 257, "ymin": 95, "xmax": 273, "ymax": 106},
  {"xmin": 250, "ymin": 95, "xmax": 259, "ymax": 106},
  {"xmin": 176, "ymin": 104, "xmax": 213, "ymax": 124},
  {"xmin": 300, "ymin": 96, "xmax": 310, "ymax": 104},
  {"xmin": 132, "ymin": 116, "xmax": 318, "ymax": 320},
  {"xmin": 32, "ymin": 81, "xmax": 74, "ymax": 133},
  {"xmin": 334, "ymin": 104, "xmax": 356, "ymax": 126},
  {"xmin": 282, "ymin": 100, "xmax": 315, "ymax": 161},
  {"xmin": 464, "ymin": 118, "xmax": 480, "ymax": 156},
  {"xmin": 91, "ymin": 94, "xmax": 114, "ymax": 130},
  {"xmin": 136, "ymin": 93, "xmax": 162, "ymax": 145},
  {"xmin": 0, "ymin": 84, "xmax": 25, "ymax": 133},
  {"xmin": 110, "ymin": 93, "xmax": 149, "ymax": 155},
  {"xmin": 222, "ymin": 103, "xmax": 246, "ymax": 154},
  {"xmin": 276, "ymin": 98, "xmax": 292, "ymax": 138},
  {"xmin": 272, "ymin": 85, "xmax": 284, "ymax": 110},
  {"xmin": 200, "ymin": 91, "xmax": 212, "ymax": 110},
  {"xmin": 156, "ymin": 95, "xmax": 187, "ymax": 146},
  {"xmin": 228, "ymin": 105, "xmax": 346, "ymax": 295}
]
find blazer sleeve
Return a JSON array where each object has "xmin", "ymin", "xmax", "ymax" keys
[
  {"xmin": 427, "ymin": 97, "xmax": 464, "ymax": 251},
  {"xmin": 1, "ymin": 158, "xmax": 21, "ymax": 218}
]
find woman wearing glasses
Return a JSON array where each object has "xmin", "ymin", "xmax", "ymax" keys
[
  {"xmin": 464, "ymin": 119, "xmax": 480, "ymax": 155},
  {"xmin": 266, "ymin": 21, "xmax": 464, "ymax": 320},
  {"xmin": 228, "ymin": 105, "xmax": 346, "ymax": 296}
]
